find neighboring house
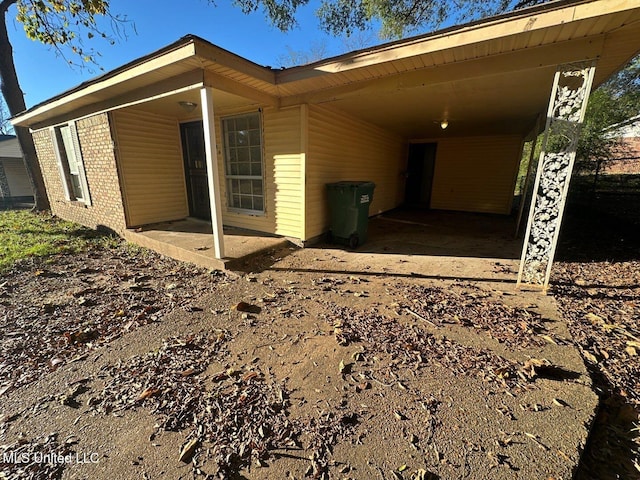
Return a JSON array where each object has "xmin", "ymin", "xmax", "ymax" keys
[
  {"xmin": 10, "ymin": 0, "xmax": 640, "ymax": 261},
  {"xmin": 606, "ymin": 114, "xmax": 640, "ymax": 174},
  {"xmin": 0, "ymin": 135, "xmax": 34, "ymax": 208}
]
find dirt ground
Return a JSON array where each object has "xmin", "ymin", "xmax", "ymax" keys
[
  {"xmin": 1, "ymin": 237, "xmax": 599, "ymax": 480},
  {"xmin": 550, "ymin": 184, "xmax": 640, "ymax": 480}
]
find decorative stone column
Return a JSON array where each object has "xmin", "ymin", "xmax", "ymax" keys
[{"xmin": 517, "ymin": 61, "xmax": 596, "ymax": 292}]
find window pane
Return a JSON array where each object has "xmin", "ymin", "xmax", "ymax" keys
[
  {"xmin": 223, "ymin": 113, "xmax": 263, "ymax": 211},
  {"xmin": 240, "ymin": 196, "xmax": 252, "ymax": 210},
  {"xmin": 227, "ymin": 131, "xmax": 237, "ymax": 147},
  {"xmin": 237, "ymin": 147, "xmax": 249, "ymax": 162},
  {"xmin": 236, "ymin": 116, "xmax": 249, "ymax": 131},
  {"xmin": 237, "ymin": 130, "xmax": 248, "ymax": 146},
  {"xmin": 238, "ymin": 163, "xmax": 250, "ymax": 175},
  {"xmin": 249, "ymin": 129, "xmax": 260, "ymax": 146},
  {"xmin": 70, "ymin": 174, "xmax": 83, "ymax": 200},
  {"xmin": 250, "ymin": 146, "xmax": 261, "ymax": 162},
  {"xmin": 239, "ymin": 180, "xmax": 252, "ymax": 194}
]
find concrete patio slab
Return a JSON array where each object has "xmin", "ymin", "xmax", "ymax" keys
[
  {"xmin": 123, "ymin": 218, "xmax": 290, "ymax": 270},
  {"xmin": 270, "ymin": 210, "xmax": 523, "ymax": 284}
]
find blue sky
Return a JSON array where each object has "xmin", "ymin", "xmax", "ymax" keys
[{"xmin": 7, "ymin": 0, "xmax": 380, "ymax": 109}]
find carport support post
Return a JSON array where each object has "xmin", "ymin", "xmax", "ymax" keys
[
  {"xmin": 517, "ymin": 61, "xmax": 596, "ymax": 292},
  {"xmin": 201, "ymin": 86, "xmax": 225, "ymax": 259}
]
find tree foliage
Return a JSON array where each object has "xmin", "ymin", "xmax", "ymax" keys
[
  {"xmin": 231, "ymin": 0, "xmax": 548, "ymax": 38},
  {"xmin": 277, "ymin": 40, "xmax": 329, "ymax": 67},
  {"xmin": 13, "ymin": 0, "xmax": 126, "ymax": 66}
]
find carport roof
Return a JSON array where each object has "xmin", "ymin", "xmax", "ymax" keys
[{"xmin": 12, "ymin": 0, "xmax": 640, "ymax": 138}]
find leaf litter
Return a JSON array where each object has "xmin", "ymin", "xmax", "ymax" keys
[
  {"xmin": 324, "ymin": 304, "xmax": 556, "ymax": 394},
  {"xmin": 552, "ymin": 260, "xmax": 640, "ymax": 479},
  {"xmin": 0, "ymin": 244, "xmax": 230, "ymax": 394},
  {"xmin": 90, "ymin": 330, "xmax": 358, "ymax": 479},
  {"xmin": 398, "ymin": 283, "xmax": 556, "ymax": 349}
]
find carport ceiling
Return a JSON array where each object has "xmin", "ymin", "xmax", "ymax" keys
[
  {"xmin": 326, "ymin": 65, "xmax": 556, "ymax": 139},
  {"xmin": 274, "ymin": 1, "xmax": 640, "ymax": 140}
]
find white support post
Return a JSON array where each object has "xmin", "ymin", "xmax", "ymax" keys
[
  {"xmin": 517, "ymin": 61, "xmax": 596, "ymax": 292},
  {"xmin": 200, "ymin": 86, "xmax": 225, "ymax": 259},
  {"xmin": 514, "ymin": 124, "xmax": 541, "ymax": 238}
]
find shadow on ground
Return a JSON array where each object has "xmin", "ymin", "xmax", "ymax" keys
[{"xmin": 552, "ymin": 177, "xmax": 640, "ymax": 480}]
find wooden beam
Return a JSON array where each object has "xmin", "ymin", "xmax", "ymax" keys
[
  {"xmin": 13, "ymin": 43, "xmax": 198, "ymax": 127},
  {"xmin": 203, "ymin": 70, "xmax": 279, "ymax": 107},
  {"xmin": 28, "ymin": 70, "xmax": 205, "ymax": 131},
  {"xmin": 194, "ymin": 40, "xmax": 276, "ymax": 85},
  {"xmin": 201, "ymin": 86, "xmax": 225, "ymax": 259},
  {"xmin": 279, "ymin": 35, "xmax": 605, "ymax": 108},
  {"xmin": 276, "ymin": 0, "xmax": 636, "ymax": 83}
]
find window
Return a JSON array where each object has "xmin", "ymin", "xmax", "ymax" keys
[
  {"xmin": 52, "ymin": 122, "xmax": 91, "ymax": 205},
  {"xmin": 222, "ymin": 112, "xmax": 264, "ymax": 213}
]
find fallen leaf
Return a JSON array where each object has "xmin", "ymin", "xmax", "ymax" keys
[
  {"xmin": 585, "ymin": 313, "xmax": 604, "ymax": 325},
  {"xmin": 394, "ymin": 411, "xmax": 406, "ymax": 420},
  {"xmin": 552, "ymin": 398, "xmax": 570, "ymax": 407},
  {"xmin": 540, "ymin": 335, "xmax": 558, "ymax": 345},
  {"xmin": 137, "ymin": 387, "xmax": 160, "ymax": 401},
  {"xmin": 242, "ymin": 371, "xmax": 258, "ymax": 382},
  {"xmin": 339, "ymin": 360, "xmax": 352, "ymax": 374},
  {"xmin": 179, "ymin": 438, "xmax": 200, "ymax": 463}
]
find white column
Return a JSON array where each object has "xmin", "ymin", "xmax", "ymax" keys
[
  {"xmin": 200, "ymin": 86, "xmax": 225, "ymax": 259},
  {"xmin": 517, "ymin": 61, "xmax": 596, "ymax": 292}
]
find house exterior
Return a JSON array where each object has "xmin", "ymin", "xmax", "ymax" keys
[
  {"xmin": 11, "ymin": 0, "xmax": 640, "ymax": 287},
  {"xmin": 606, "ymin": 114, "xmax": 640, "ymax": 173},
  {"xmin": 0, "ymin": 135, "xmax": 34, "ymax": 208}
]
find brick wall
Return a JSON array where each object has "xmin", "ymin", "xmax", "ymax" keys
[
  {"xmin": 605, "ymin": 137, "xmax": 640, "ymax": 174},
  {"xmin": 32, "ymin": 113, "xmax": 127, "ymax": 233}
]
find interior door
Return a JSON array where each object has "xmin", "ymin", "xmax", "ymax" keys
[
  {"xmin": 180, "ymin": 121, "xmax": 211, "ymax": 220},
  {"xmin": 405, "ymin": 143, "xmax": 437, "ymax": 208}
]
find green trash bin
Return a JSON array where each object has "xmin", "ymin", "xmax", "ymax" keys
[{"xmin": 326, "ymin": 181, "xmax": 375, "ymax": 248}]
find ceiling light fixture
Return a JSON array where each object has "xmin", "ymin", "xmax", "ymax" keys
[
  {"xmin": 440, "ymin": 120, "xmax": 449, "ymax": 130},
  {"xmin": 178, "ymin": 101, "xmax": 198, "ymax": 113}
]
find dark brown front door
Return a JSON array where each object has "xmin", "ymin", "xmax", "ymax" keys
[
  {"xmin": 180, "ymin": 121, "xmax": 211, "ymax": 220},
  {"xmin": 405, "ymin": 142, "xmax": 437, "ymax": 208}
]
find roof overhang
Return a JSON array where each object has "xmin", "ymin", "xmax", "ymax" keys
[{"xmin": 11, "ymin": 0, "xmax": 640, "ymax": 138}]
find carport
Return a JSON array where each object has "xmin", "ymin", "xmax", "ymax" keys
[{"xmin": 12, "ymin": 0, "xmax": 640, "ymax": 291}]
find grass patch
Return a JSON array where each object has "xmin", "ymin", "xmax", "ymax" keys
[{"xmin": 0, "ymin": 210, "xmax": 105, "ymax": 272}]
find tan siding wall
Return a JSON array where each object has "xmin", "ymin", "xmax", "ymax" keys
[
  {"xmin": 31, "ymin": 113, "xmax": 127, "ymax": 232},
  {"xmin": 2, "ymin": 159, "xmax": 32, "ymax": 197},
  {"xmin": 112, "ymin": 109, "xmax": 188, "ymax": 227},
  {"xmin": 430, "ymin": 135, "xmax": 523, "ymax": 214},
  {"xmin": 306, "ymin": 104, "xmax": 406, "ymax": 240},
  {"xmin": 215, "ymin": 105, "xmax": 304, "ymax": 240}
]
